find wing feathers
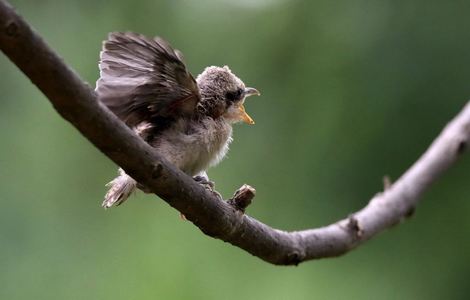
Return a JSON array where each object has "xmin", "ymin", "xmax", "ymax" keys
[{"xmin": 96, "ymin": 32, "xmax": 200, "ymax": 127}]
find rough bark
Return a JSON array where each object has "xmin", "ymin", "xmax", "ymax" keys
[{"xmin": 1, "ymin": 0, "xmax": 469, "ymax": 265}]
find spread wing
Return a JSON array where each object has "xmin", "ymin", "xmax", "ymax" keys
[{"xmin": 96, "ymin": 32, "xmax": 200, "ymax": 127}]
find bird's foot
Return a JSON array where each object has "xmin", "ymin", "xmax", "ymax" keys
[
  {"xmin": 193, "ymin": 176, "xmax": 222, "ymax": 200},
  {"xmin": 193, "ymin": 175, "xmax": 214, "ymax": 188}
]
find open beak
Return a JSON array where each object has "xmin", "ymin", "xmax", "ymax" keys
[
  {"xmin": 244, "ymin": 87, "xmax": 261, "ymax": 97},
  {"xmin": 239, "ymin": 87, "xmax": 260, "ymax": 125}
]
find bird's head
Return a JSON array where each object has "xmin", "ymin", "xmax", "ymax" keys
[{"xmin": 196, "ymin": 66, "xmax": 260, "ymax": 124}]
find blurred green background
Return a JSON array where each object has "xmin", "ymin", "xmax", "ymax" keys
[{"xmin": 1, "ymin": 0, "xmax": 470, "ymax": 299}]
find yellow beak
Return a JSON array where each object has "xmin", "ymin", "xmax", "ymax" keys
[{"xmin": 239, "ymin": 104, "xmax": 255, "ymax": 125}]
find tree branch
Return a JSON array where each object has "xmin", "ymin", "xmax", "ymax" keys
[{"xmin": 1, "ymin": 0, "xmax": 469, "ymax": 265}]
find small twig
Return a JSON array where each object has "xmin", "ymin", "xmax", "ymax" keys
[
  {"xmin": 383, "ymin": 175, "xmax": 392, "ymax": 191},
  {"xmin": 227, "ymin": 184, "xmax": 256, "ymax": 213}
]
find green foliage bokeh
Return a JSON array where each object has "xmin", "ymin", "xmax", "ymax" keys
[{"xmin": 1, "ymin": 0, "xmax": 470, "ymax": 299}]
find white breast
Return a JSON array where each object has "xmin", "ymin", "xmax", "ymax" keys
[{"xmin": 154, "ymin": 118, "xmax": 233, "ymax": 176}]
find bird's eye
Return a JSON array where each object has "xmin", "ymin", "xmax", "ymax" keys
[
  {"xmin": 225, "ymin": 91, "xmax": 236, "ymax": 101},
  {"xmin": 225, "ymin": 89, "xmax": 243, "ymax": 102}
]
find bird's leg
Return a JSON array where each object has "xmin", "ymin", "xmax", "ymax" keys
[
  {"xmin": 193, "ymin": 172, "xmax": 222, "ymax": 200},
  {"xmin": 193, "ymin": 175, "xmax": 215, "ymax": 189},
  {"xmin": 136, "ymin": 172, "xmax": 218, "ymax": 197}
]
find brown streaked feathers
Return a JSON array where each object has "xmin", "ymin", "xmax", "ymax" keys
[{"xmin": 96, "ymin": 32, "xmax": 200, "ymax": 127}]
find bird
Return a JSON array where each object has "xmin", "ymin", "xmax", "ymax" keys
[{"xmin": 96, "ymin": 32, "xmax": 260, "ymax": 208}]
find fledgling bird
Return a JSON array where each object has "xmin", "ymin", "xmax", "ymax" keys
[{"xmin": 96, "ymin": 32, "xmax": 260, "ymax": 208}]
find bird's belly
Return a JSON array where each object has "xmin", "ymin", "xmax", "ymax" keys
[{"xmin": 155, "ymin": 119, "xmax": 233, "ymax": 176}]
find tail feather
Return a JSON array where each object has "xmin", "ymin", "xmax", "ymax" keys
[{"xmin": 102, "ymin": 169, "xmax": 137, "ymax": 209}]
